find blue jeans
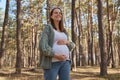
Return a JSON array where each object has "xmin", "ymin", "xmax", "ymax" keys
[{"xmin": 44, "ymin": 60, "xmax": 70, "ymax": 80}]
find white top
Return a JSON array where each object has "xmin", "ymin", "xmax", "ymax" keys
[{"xmin": 52, "ymin": 29, "xmax": 69, "ymax": 62}]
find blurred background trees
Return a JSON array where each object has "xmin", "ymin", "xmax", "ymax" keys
[{"xmin": 0, "ymin": 0, "xmax": 120, "ymax": 76}]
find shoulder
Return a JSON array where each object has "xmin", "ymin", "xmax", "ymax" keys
[
  {"xmin": 44, "ymin": 24, "xmax": 53, "ymax": 29},
  {"xmin": 43, "ymin": 24, "xmax": 54, "ymax": 34}
]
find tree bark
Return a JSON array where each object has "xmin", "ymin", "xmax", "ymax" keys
[
  {"xmin": 71, "ymin": 0, "xmax": 77, "ymax": 71},
  {"xmin": 87, "ymin": 0, "xmax": 93, "ymax": 66},
  {"xmin": 15, "ymin": 0, "xmax": 22, "ymax": 74},
  {"xmin": 97, "ymin": 0, "xmax": 107, "ymax": 76},
  {"xmin": 47, "ymin": 0, "xmax": 50, "ymax": 23},
  {"xmin": 0, "ymin": 0, "xmax": 9, "ymax": 68}
]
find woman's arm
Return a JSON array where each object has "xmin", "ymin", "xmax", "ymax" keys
[
  {"xmin": 57, "ymin": 39, "xmax": 75, "ymax": 52},
  {"xmin": 39, "ymin": 25, "xmax": 54, "ymax": 57}
]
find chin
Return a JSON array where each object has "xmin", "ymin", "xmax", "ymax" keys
[
  {"xmin": 56, "ymin": 18, "xmax": 61, "ymax": 21},
  {"xmin": 56, "ymin": 20, "xmax": 61, "ymax": 22}
]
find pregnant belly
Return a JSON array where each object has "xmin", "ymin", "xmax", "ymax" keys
[
  {"xmin": 52, "ymin": 43, "xmax": 69, "ymax": 55},
  {"xmin": 52, "ymin": 43, "xmax": 70, "ymax": 61}
]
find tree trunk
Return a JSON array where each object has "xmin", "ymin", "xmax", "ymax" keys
[
  {"xmin": 118, "ymin": 25, "xmax": 120, "ymax": 65},
  {"xmin": 95, "ymin": 44, "xmax": 100, "ymax": 66},
  {"xmin": 87, "ymin": 0, "xmax": 94, "ymax": 66},
  {"xmin": 78, "ymin": 0, "xmax": 83, "ymax": 66},
  {"xmin": 15, "ymin": 0, "xmax": 22, "ymax": 74},
  {"xmin": 97, "ymin": 0, "xmax": 107, "ymax": 76},
  {"xmin": 106, "ymin": 0, "xmax": 117, "ymax": 68},
  {"xmin": 90, "ymin": 0, "xmax": 94, "ymax": 66},
  {"xmin": 106, "ymin": 0, "xmax": 110, "ymax": 66},
  {"xmin": 71, "ymin": 0, "xmax": 77, "ymax": 71},
  {"xmin": 0, "ymin": 0, "xmax": 9, "ymax": 68},
  {"xmin": 47, "ymin": 0, "xmax": 50, "ymax": 23}
]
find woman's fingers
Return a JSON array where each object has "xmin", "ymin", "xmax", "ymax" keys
[
  {"xmin": 54, "ymin": 54, "xmax": 67, "ymax": 60},
  {"xmin": 57, "ymin": 39, "xmax": 67, "ymax": 45}
]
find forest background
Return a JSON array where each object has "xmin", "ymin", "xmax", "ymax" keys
[{"xmin": 0, "ymin": 0, "xmax": 120, "ymax": 80}]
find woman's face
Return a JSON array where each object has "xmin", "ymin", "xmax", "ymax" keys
[{"xmin": 51, "ymin": 8, "xmax": 62, "ymax": 22}]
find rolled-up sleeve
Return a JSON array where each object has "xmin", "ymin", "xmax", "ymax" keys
[{"xmin": 67, "ymin": 41, "xmax": 75, "ymax": 52}]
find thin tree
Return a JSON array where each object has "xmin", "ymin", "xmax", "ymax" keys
[
  {"xmin": 87, "ymin": 0, "xmax": 94, "ymax": 66},
  {"xmin": 97, "ymin": 0, "xmax": 107, "ymax": 76},
  {"xmin": 71, "ymin": 0, "xmax": 77, "ymax": 71},
  {"xmin": 46, "ymin": 0, "xmax": 50, "ymax": 23},
  {"xmin": 0, "ymin": 0, "xmax": 9, "ymax": 68},
  {"xmin": 106, "ymin": 0, "xmax": 117, "ymax": 68},
  {"xmin": 15, "ymin": 0, "xmax": 22, "ymax": 74},
  {"xmin": 76, "ymin": 0, "xmax": 83, "ymax": 66}
]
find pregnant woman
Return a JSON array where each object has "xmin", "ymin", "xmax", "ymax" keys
[{"xmin": 39, "ymin": 7, "xmax": 75, "ymax": 80}]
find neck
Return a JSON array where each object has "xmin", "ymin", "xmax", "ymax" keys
[{"xmin": 54, "ymin": 21, "xmax": 59, "ymax": 30}]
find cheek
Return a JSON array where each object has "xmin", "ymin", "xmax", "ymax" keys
[{"xmin": 51, "ymin": 16, "xmax": 53, "ymax": 19}]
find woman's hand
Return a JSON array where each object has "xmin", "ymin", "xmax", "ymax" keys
[
  {"xmin": 57, "ymin": 39, "xmax": 69, "ymax": 45},
  {"xmin": 54, "ymin": 54, "xmax": 67, "ymax": 61}
]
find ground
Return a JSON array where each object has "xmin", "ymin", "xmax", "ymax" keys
[{"xmin": 0, "ymin": 66, "xmax": 120, "ymax": 80}]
